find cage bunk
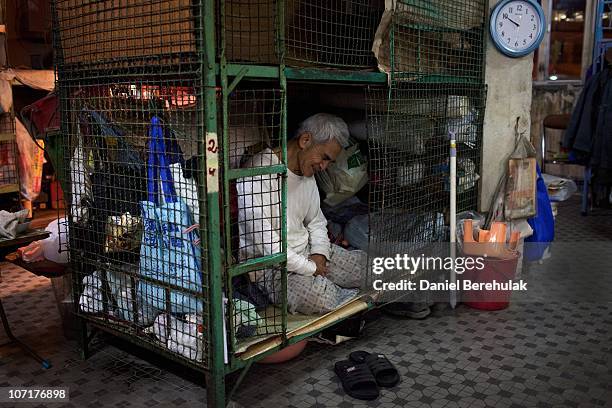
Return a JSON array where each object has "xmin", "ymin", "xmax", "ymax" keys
[{"xmin": 51, "ymin": 1, "xmax": 487, "ymax": 406}]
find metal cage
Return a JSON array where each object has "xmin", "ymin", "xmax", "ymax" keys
[{"xmin": 51, "ymin": 1, "xmax": 487, "ymax": 406}]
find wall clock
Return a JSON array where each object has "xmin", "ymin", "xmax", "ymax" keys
[{"xmin": 490, "ymin": 0, "xmax": 546, "ymax": 58}]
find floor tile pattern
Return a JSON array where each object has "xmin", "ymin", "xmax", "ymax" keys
[{"xmin": 0, "ymin": 195, "xmax": 610, "ymax": 407}]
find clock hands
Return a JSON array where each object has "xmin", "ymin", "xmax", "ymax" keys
[{"xmin": 508, "ymin": 16, "xmax": 520, "ymax": 27}]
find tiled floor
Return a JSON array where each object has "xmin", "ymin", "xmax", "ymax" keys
[{"xmin": 1, "ymin": 195, "xmax": 611, "ymax": 407}]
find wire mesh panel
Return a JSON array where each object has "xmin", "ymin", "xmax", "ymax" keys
[
  {"xmin": 227, "ymin": 89, "xmax": 283, "ymax": 170},
  {"xmin": 222, "ymin": 0, "xmax": 280, "ymax": 64},
  {"xmin": 222, "ymin": 0, "xmax": 385, "ymax": 68},
  {"xmin": 388, "ymin": 0, "xmax": 487, "ymax": 82},
  {"xmin": 365, "ymin": 82, "xmax": 485, "ymax": 301},
  {"xmin": 55, "ymin": 0, "xmax": 198, "ymax": 71},
  {"xmin": 366, "ymin": 86, "xmax": 447, "ymax": 232},
  {"xmin": 450, "ymin": 86, "xmax": 486, "ymax": 212},
  {"xmin": 53, "ymin": 1, "xmax": 211, "ymax": 369},
  {"xmin": 59, "ymin": 79, "xmax": 209, "ymax": 368},
  {"xmin": 229, "ymin": 88, "xmax": 286, "ymax": 350},
  {"xmin": 285, "ymin": 0, "xmax": 385, "ymax": 68},
  {"xmin": 0, "ymin": 112, "xmax": 19, "ymax": 192}
]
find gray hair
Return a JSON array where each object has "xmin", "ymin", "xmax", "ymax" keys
[{"xmin": 296, "ymin": 113, "xmax": 350, "ymax": 148}]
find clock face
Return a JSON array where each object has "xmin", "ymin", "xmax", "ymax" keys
[{"xmin": 491, "ymin": 0, "xmax": 544, "ymax": 57}]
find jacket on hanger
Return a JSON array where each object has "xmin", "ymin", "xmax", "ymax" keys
[{"xmin": 563, "ymin": 65, "xmax": 612, "ymax": 174}]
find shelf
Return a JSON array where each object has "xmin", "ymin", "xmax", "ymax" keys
[
  {"xmin": 395, "ymin": 20, "xmax": 482, "ymax": 33},
  {"xmin": 0, "ymin": 133, "xmax": 15, "ymax": 142},
  {"xmin": 0, "ymin": 184, "xmax": 19, "ymax": 194},
  {"xmin": 219, "ymin": 64, "xmax": 483, "ymax": 86},
  {"xmin": 284, "ymin": 67, "xmax": 387, "ymax": 84},
  {"xmin": 391, "ymin": 74, "xmax": 482, "ymax": 85},
  {"xmin": 221, "ymin": 63, "xmax": 387, "ymax": 84}
]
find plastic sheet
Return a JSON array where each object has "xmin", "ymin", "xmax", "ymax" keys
[{"xmin": 15, "ymin": 118, "xmax": 44, "ymax": 201}]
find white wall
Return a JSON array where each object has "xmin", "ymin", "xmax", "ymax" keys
[{"xmin": 479, "ymin": 0, "xmax": 534, "ymax": 211}]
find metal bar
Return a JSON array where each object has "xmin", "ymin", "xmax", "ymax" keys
[
  {"xmin": 83, "ymin": 318, "xmax": 208, "ymax": 373},
  {"xmin": 394, "ymin": 21, "xmax": 480, "ymax": 33},
  {"xmin": 227, "ymin": 359, "xmax": 254, "ymax": 402},
  {"xmin": 227, "ymin": 164, "xmax": 286, "ymax": 180},
  {"xmin": 449, "ymin": 134, "xmax": 457, "ymax": 309},
  {"xmin": 223, "ymin": 64, "xmax": 389, "ymax": 83},
  {"xmin": 278, "ymin": 0, "xmax": 288, "ymax": 344},
  {"xmin": 0, "ymin": 298, "xmax": 51, "ymax": 368},
  {"xmin": 228, "ymin": 253, "xmax": 287, "ymax": 277},
  {"xmin": 227, "ymin": 67, "xmax": 249, "ymax": 94},
  {"xmin": 227, "ymin": 63, "xmax": 279, "ymax": 78},
  {"xmin": 203, "ymin": 0, "xmax": 226, "ymax": 406},
  {"xmin": 99, "ymin": 264, "xmax": 207, "ymax": 298},
  {"xmin": 220, "ymin": 0, "xmax": 238, "ymax": 369},
  {"xmin": 284, "ymin": 67, "xmax": 387, "ymax": 84}
]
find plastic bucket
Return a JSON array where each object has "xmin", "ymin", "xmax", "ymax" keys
[{"xmin": 461, "ymin": 253, "xmax": 519, "ymax": 311}]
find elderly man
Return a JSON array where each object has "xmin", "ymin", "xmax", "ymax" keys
[{"xmin": 237, "ymin": 113, "xmax": 368, "ymax": 314}]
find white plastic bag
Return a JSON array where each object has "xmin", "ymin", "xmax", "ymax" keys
[
  {"xmin": 542, "ymin": 173, "xmax": 578, "ymax": 202},
  {"xmin": 315, "ymin": 144, "xmax": 368, "ymax": 206},
  {"xmin": 79, "ymin": 269, "xmax": 144, "ymax": 323},
  {"xmin": 79, "ymin": 272, "xmax": 105, "ymax": 315},
  {"xmin": 168, "ymin": 162, "xmax": 200, "ymax": 222},
  {"xmin": 69, "ymin": 133, "xmax": 92, "ymax": 223},
  {"xmin": 149, "ymin": 313, "xmax": 204, "ymax": 361},
  {"xmin": 42, "ymin": 218, "xmax": 69, "ymax": 263}
]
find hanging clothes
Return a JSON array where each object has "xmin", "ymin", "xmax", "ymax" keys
[{"xmin": 563, "ymin": 65, "xmax": 612, "ymax": 183}]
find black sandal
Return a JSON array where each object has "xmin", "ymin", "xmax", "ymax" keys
[
  {"xmin": 334, "ymin": 360, "xmax": 380, "ymax": 400},
  {"xmin": 349, "ymin": 351, "xmax": 400, "ymax": 388}
]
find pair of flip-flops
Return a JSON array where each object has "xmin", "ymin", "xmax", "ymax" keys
[{"xmin": 334, "ymin": 351, "xmax": 400, "ymax": 400}]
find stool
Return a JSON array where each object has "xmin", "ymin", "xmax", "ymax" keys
[{"xmin": 541, "ymin": 114, "xmax": 571, "ymax": 173}]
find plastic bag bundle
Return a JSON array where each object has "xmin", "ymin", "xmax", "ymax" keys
[
  {"xmin": 149, "ymin": 313, "xmax": 205, "ymax": 361},
  {"xmin": 315, "ymin": 144, "xmax": 368, "ymax": 207}
]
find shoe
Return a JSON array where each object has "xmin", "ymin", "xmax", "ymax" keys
[
  {"xmin": 382, "ymin": 302, "xmax": 431, "ymax": 319},
  {"xmin": 349, "ymin": 351, "xmax": 400, "ymax": 388},
  {"xmin": 334, "ymin": 360, "xmax": 379, "ymax": 400}
]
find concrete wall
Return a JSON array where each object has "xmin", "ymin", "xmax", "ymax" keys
[{"xmin": 479, "ymin": 0, "xmax": 535, "ymax": 211}]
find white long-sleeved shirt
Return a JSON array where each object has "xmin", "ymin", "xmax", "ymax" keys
[{"xmin": 236, "ymin": 149, "xmax": 331, "ymax": 276}]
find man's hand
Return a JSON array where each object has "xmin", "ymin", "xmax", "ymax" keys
[{"xmin": 310, "ymin": 254, "xmax": 328, "ymax": 277}]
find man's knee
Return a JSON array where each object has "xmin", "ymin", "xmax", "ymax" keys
[{"xmin": 287, "ymin": 276, "xmax": 338, "ymax": 314}]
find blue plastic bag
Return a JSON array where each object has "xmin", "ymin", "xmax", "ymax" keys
[
  {"xmin": 139, "ymin": 117, "xmax": 203, "ymax": 315},
  {"xmin": 524, "ymin": 166, "xmax": 555, "ymax": 261}
]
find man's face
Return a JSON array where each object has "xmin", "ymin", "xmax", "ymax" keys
[{"xmin": 297, "ymin": 133, "xmax": 342, "ymax": 177}]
